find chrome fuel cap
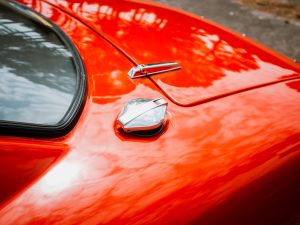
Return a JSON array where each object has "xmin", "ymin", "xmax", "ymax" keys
[{"xmin": 117, "ymin": 98, "xmax": 168, "ymax": 133}]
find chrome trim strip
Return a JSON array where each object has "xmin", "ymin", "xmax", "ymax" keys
[{"xmin": 128, "ymin": 62, "xmax": 181, "ymax": 79}]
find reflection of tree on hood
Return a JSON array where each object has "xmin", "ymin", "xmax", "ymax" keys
[{"xmin": 57, "ymin": 0, "xmax": 259, "ymax": 88}]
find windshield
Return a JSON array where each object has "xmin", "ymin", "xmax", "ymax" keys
[{"xmin": 0, "ymin": 1, "xmax": 86, "ymax": 137}]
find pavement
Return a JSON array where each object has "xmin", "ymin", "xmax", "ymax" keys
[{"xmin": 154, "ymin": 0, "xmax": 300, "ymax": 62}]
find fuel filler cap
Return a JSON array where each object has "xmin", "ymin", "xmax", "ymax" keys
[{"xmin": 117, "ymin": 98, "xmax": 168, "ymax": 135}]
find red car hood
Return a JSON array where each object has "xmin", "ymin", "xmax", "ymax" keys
[
  {"xmin": 41, "ymin": 0, "xmax": 299, "ymax": 106},
  {"xmin": 1, "ymin": 1, "xmax": 300, "ymax": 225}
]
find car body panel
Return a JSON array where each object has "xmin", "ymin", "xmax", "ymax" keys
[
  {"xmin": 39, "ymin": 0, "xmax": 300, "ymax": 106},
  {"xmin": 0, "ymin": 0, "xmax": 300, "ymax": 225}
]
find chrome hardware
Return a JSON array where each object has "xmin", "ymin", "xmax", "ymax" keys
[
  {"xmin": 117, "ymin": 98, "xmax": 168, "ymax": 133},
  {"xmin": 128, "ymin": 62, "xmax": 181, "ymax": 79}
]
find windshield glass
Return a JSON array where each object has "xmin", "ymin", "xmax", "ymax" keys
[{"xmin": 0, "ymin": 2, "xmax": 78, "ymax": 125}]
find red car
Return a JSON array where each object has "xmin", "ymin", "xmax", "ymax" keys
[{"xmin": 1, "ymin": 0, "xmax": 300, "ymax": 224}]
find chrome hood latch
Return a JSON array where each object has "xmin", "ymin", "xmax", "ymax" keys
[{"xmin": 128, "ymin": 62, "xmax": 181, "ymax": 79}]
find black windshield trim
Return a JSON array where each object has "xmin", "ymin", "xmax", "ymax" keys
[{"xmin": 0, "ymin": 0, "xmax": 87, "ymax": 138}]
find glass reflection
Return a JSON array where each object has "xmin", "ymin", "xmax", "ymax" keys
[{"xmin": 0, "ymin": 4, "xmax": 77, "ymax": 124}]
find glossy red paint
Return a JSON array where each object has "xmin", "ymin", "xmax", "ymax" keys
[
  {"xmin": 0, "ymin": 1, "xmax": 300, "ymax": 225},
  {"xmin": 39, "ymin": 0, "xmax": 300, "ymax": 106},
  {"xmin": 0, "ymin": 138, "xmax": 68, "ymax": 207}
]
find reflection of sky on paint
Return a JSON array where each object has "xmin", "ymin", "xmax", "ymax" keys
[
  {"xmin": 0, "ymin": 67, "xmax": 73, "ymax": 124},
  {"xmin": 38, "ymin": 159, "xmax": 84, "ymax": 195}
]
